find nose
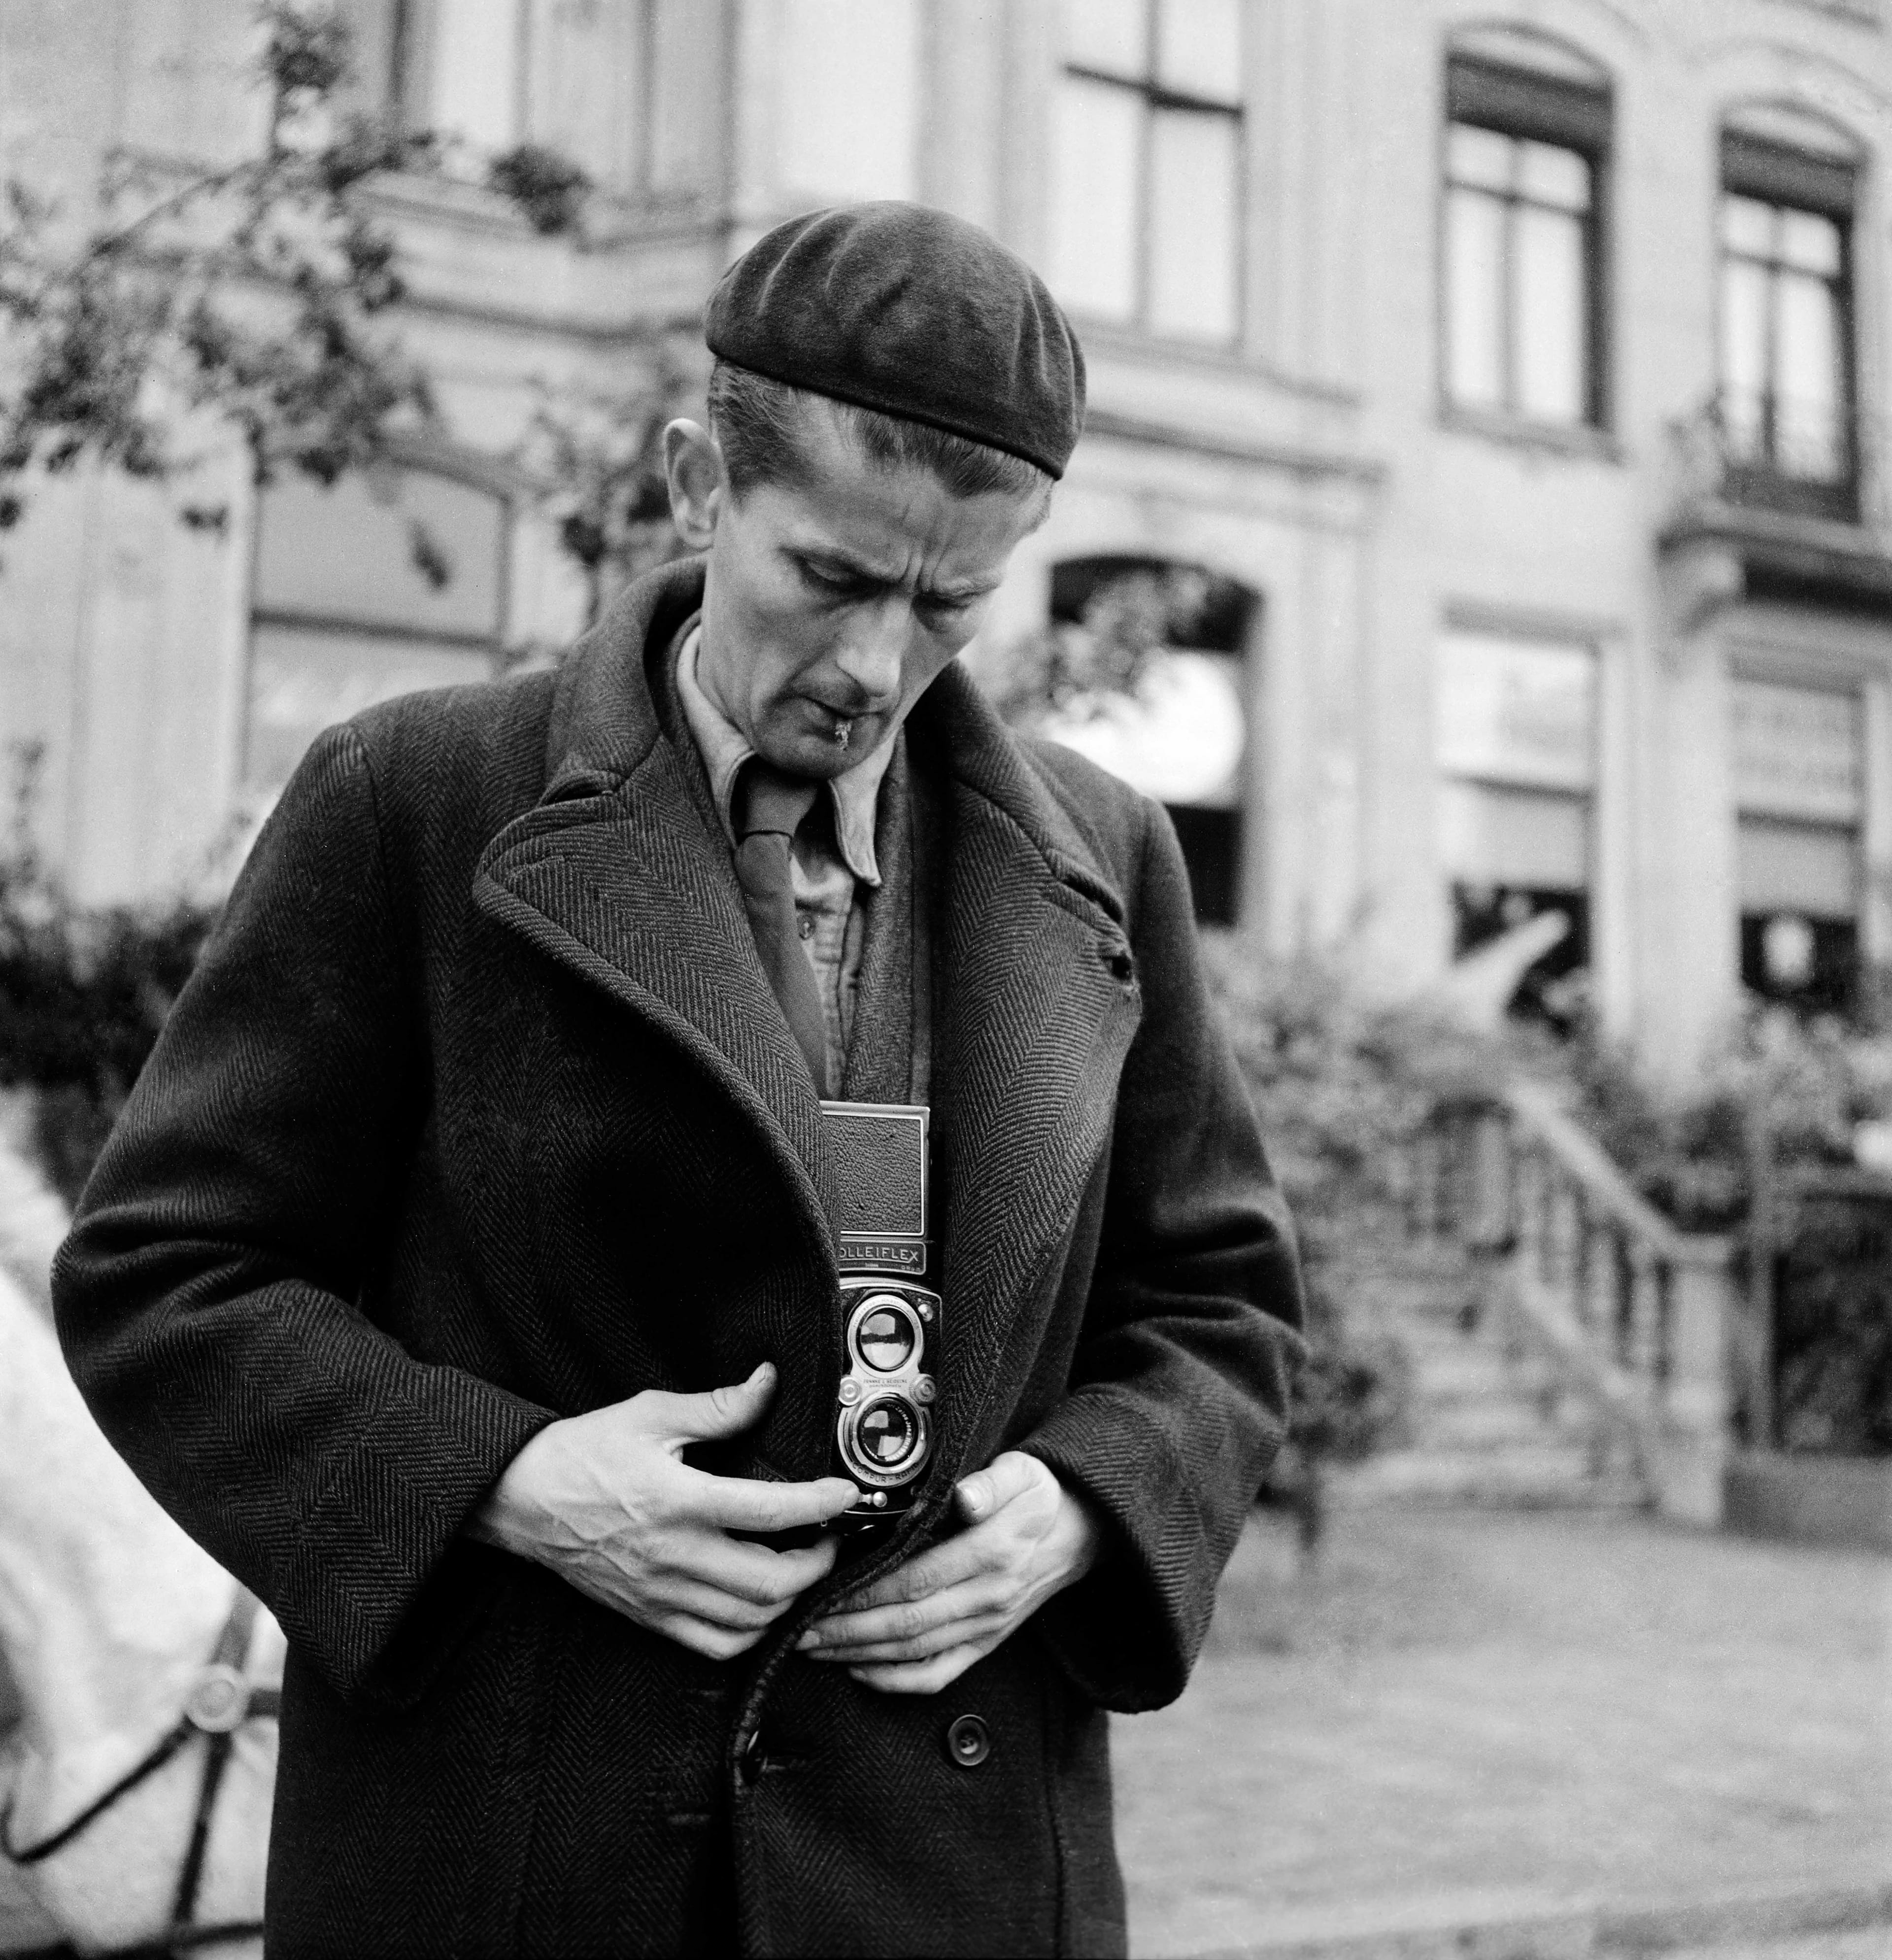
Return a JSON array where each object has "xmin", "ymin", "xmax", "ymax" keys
[{"xmin": 831, "ymin": 599, "xmax": 909, "ymax": 709}]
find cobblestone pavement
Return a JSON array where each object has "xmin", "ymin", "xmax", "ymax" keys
[{"xmin": 1113, "ymin": 1507, "xmax": 1892, "ymax": 1959}]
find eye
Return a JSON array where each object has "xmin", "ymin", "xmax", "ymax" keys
[
  {"xmin": 916, "ymin": 592, "xmax": 974, "ymax": 627},
  {"xmin": 795, "ymin": 557, "xmax": 858, "ymax": 598}
]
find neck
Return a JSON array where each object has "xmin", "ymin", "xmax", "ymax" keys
[{"xmin": 0, "ymin": 1284, "xmax": 229, "ymax": 1756}]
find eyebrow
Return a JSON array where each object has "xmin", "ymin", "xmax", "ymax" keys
[{"xmin": 793, "ymin": 544, "xmax": 1000, "ymax": 605}]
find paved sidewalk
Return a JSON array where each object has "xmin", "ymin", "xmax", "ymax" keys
[{"xmin": 1114, "ymin": 1507, "xmax": 1892, "ymax": 1958}]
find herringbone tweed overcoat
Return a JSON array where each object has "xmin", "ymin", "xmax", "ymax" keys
[{"xmin": 52, "ymin": 556, "xmax": 1303, "ymax": 1959}]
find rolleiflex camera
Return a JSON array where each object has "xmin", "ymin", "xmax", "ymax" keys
[{"xmin": 819, "ymin": 1101, "xmax": 939, "ymax": 1531}]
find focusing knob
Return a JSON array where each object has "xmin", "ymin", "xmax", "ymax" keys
[
  {"xmin": 838, "ymin": 1377, "xmax": 863, "ymax": 1405},
  {"xmin": 912, "ymin": 1375, "xmax": 936, "ymax": 1406}
]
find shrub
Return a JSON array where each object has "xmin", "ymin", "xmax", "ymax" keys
[
  {"xmin": 0, "ymin": 747, "xmax": 216, "ymax": 1205},
  {"xmin": 1204, "ymin": 938, "xmax": 1509, "ymax": 1539}
]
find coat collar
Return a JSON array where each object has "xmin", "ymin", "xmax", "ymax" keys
[{"xmin": 473, "ymin": 557, "xmax": 1146, "ymax": 1479}]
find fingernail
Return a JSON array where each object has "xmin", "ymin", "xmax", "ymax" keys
[
  {"xmin": 750, "ymin": 1361, "xmax": 774, "ymax": 1383},
  {"xmin": 959, "ymin": 1479, "xmax": 987, "ymax": 1518},
  {"xmin": 796, "ymin": 1629, "xmax": 818, "ymax": 1651}
]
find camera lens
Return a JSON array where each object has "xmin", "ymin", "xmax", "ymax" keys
[
  {"xmin": 855, "ymin": 1395, "xmax": 922, "ymax": 1471},
  {"xmin": 857, "ymin": 1304, "xmax": 916, "ymax": 1374}
]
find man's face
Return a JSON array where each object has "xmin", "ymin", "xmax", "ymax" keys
[{"xmin": 680, "ymin": 402, "xmax": 1046, "ymax": 779}]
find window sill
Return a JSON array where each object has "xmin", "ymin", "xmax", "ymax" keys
[
  {"xmin": 1072, "ymin": 317, "xmax": 1360, "ymax": 405},
  {"xmin": 1440, "ymin": 407, "xmax": 1624, "ymax": 464}
]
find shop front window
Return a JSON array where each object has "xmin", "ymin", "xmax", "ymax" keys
[
  {"xmin": 1436, "ymin": 629, "xmax": 1597, "ymax": 1023},
  {"xmin": 1734, "ymin": 679, "xmax": 1862, "ymax": 1014},
  {"xmin": 246, "ymin": 464, "xmax": 508, "ymax": 797},
  {"xmin": 1038, "ymin": 556, "xmax": 1255, "ymax": 926}
]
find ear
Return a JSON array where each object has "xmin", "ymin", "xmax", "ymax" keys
[{"xmin": 664, "ymin": 417, "xmax": 725, "ymax": 550}]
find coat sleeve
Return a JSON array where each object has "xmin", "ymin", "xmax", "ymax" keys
[
  {"xmin": 1017, "ymin": 797, "xmax": 1304, "ymax": 1712},
  {"xmin": 51, "ymin": 723, "xmax": 555, "ymax": 1705}
]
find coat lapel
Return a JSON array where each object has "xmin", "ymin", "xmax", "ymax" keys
[
  {"xmin": 470, "ymin": 560, "xmax": 834, "ymax": 1273},
  {"xmin": 917, "ymin": 670, "xmax": 1147, "ymax": 1478}
]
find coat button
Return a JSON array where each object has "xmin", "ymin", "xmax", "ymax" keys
[{"xmin": 945, "ymin": 1714, "xmax": 990, "ymax": 1769}]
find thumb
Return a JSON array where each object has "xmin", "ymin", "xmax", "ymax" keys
[
  {"xmin": 955, "ymin": 1450, "xmax": 1043, "ymax": 1524},
  {"xmin": 653, "ymin": 1363, "xmax": 777, "ymax": 1445}
]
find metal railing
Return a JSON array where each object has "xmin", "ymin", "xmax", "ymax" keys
[
  {"xmin": 1400, "ymin": 1080, "xmax": 1742, "ymax": 1523},
  {"xmin": 1667, "ymin": 391, "xmax": 1864, "ymax": 524}
]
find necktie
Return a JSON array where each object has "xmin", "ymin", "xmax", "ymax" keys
[{"xmin": 733, "ymin": 761, "xmax": 830, "ymax": 1095}]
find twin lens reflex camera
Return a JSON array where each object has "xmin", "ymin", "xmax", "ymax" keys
[{"xmin": 818, "ymin": 1100, "xmax": 939, "ymax": 1531}]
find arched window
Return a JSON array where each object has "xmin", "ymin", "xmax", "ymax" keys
[
  {"xmin": 245, "ymin": 462, "xmax": 508, "ymax": 794},
  {"xmin": 1039, "ymin": 555, "xmax": 1256, "ymax": 927}
]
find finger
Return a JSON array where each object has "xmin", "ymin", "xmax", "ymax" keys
[
  {"xmin": 686, "ymin": 1530, "xmax": 840, "ymax": 1608},
  {"xmin": 847, "ymin": 1642, "xmax": 989, "ymax": 1696},
  {"xmin": 689, "ymin": 1467, "xmax": 861, "ymax": 1536},
  {"xmin": 655, "ymin": 1613, "xmax": 769, "ymax": 1663},
  {"xmin": 806, "ymin": 1605, "xmax": 1011, "ymax": 1666},
  {"xmin": 643, "ymin": 1573, "xmax": 791, "ymax": 1634},
  {"xmin": 638, "ymin": 1364, "xmax": 777, "ymax": 1446},
  {"xmin": 955, "ymin": 1450, "xmax": 1047, "ymax": 1525},
  {"xmin": 800, "ymin": 1576, "xmax": 1005, "ymax": 1654},
  {"xmin": 824, "ymin": 1534, "xmax": 990, "ymax": 1616}
]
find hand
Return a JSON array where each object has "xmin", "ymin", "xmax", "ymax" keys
[
  {"xmin": 471, "ymin": 1363, "xmax": 859, "ymax": 1662},
  {"xmin": 797, "ymin": 1452, "xmax": 1102, "ymax": 1695}
]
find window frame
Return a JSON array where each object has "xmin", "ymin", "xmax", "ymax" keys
[
  {"xmin": 241, "ymin": 451, "xmax": 515, "ymax": 797},
  {"xmin": 1053, "ymin": 0, "xmax": 1247, "ymax": 348},
  {"xmin": 1715, "ymin": 130, "xmax": 1860, "ymax": 522},
  {"xmin": 1438, "ymin": 51, "xmax": 1614, "ymax": 436}
]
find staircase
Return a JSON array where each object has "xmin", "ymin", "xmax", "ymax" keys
[
  {"xmin": 1334, "ymin": 1238, "xmax": 1645, "ymax": 1512},
  {"xmin": 1329, "ymin": 1083, "xmax": 1742, "ymax": 1527}
]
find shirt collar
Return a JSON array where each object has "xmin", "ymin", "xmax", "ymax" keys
[{"xmin": 674, "ymin": 624, "xmax": 890, "ymax": 887}]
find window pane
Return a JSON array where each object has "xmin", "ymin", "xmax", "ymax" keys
[
  {"xmin": 253, "ymin": 471, "xmax": 507, "ymax": 639},
  {"xmin": 1515, "ymin": 204, "xmax": 1586, "ymax": 423},
  {"xmin": 1446, "ymin": 186, "xmax": 1506, "ymax": 409},
  {"xmin": 1776, "ymin": 271, "xmax": 1844, "ymax": 478},
  {"xmin": 1719, "ymin": 256, "xmax": 1769, "ymax": 459},
  {"xmin": 1149, "ymin": 108, "xmax": 1239, "ymax": 341},
  {"xmin": 1720, "ymin": 194, "xmax": 1774, "ymax": 257},
  {"xmin": 1737, "ymin": 817, "xmax": 1858, "ymax": 916},
  {"xmin": 1065, "ymin": 0, "xmax": 1146, "ymax": 75},
  {"xmin": 1049, "ymin": 78, "xmax": 1141, "ymax": 321},
  {"xmin": 1517, "ymin": 139, "xmax": 1589, "ymax": 213},
  {"xmin": 430, "ymin": 0, "xmax": 522, "ymax": 150},
  {"xmin": 1157, "ymin": 0, "xmax": 1241, "ymax": 103},
  {"xmin": 779, "ymin": 0, "xmax": 919, "ymax": 201},
  {"xmin": 1447, "ymin": 122, "xmax": 1513, "ymax": 191},
  {"xmin": 246, "ymin": 627, "xmax": 495, "ymax": 793},
  {"xmin": 1781, "ymin": 208, "xmax": 1842, "ymax": 276}
]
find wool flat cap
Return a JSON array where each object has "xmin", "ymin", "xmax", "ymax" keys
[{"xmin": 706, "ymin": 202, "xmax": 1086, "ymax": 480}]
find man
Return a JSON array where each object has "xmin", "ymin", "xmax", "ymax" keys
[{"xmin": 53, "ymin": 203, "xmax": 1302, "ymax": 1957}]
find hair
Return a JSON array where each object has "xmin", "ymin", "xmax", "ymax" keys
[{"xmin": 706, "ymin": 359, "xmax": 1054, "ymax": 512}]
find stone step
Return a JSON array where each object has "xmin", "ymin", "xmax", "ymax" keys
[
  {"xmin": 1406, "ymin": 1397, "xmax": 1590, "ymax": 1451},
  {"xmin": 1331, "ymin": 1445, "xmax": 1643, "ymax": 1511}
]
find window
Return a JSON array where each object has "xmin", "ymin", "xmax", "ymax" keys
[
  {"xmin": 1718, "ymin": 132, "xmax": 1858, "ymax": 516},
  {"xmin": 247, "ymin": 466, "xmax": 508, "ymax": 795},
  {"xmin": 1442, "ymin": 49, "xmax": 1611, "ymax": 429},
  {"xmin": 1734, "ymin": 679, "xmax": 1862, "ymax": 1015},
  {"xmin": 1436, "ymin": 630, "xmax": 1597, "ymax": 1022},
  {"xmin": 1039, "ymin": 557, "xmax": 1256, "ymax": 926},
  {"xmin": 395, "ymin": 0, "xmax": 655, "ymax": 191},
  {"xmin": 1048, "ymin": 0, "xmax": 1243, "ymax": 344}
]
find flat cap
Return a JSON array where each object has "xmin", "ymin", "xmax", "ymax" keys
[{"xmin": 706, "ymin": 202, "xmax": 1086, "ymax": 480}]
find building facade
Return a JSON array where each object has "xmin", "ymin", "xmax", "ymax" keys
[{"xmin": 3, "ymin": 0, "xmax": 1891, "ymax": 1074}]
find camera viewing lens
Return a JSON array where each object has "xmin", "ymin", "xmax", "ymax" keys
[
  {"xmin": 857, "ymin": 1304, "xmax": 916, "ymax": 1374},
  {"xmin": 856, "ymin": 1396, "xmax": 922, "ymax": 1469}
]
